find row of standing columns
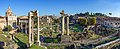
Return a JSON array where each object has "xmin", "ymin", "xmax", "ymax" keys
[
  {"xmin": 28, "ymin": 10, "xmax": 40, "ymax": 47},
  {"xmin": 28, "ymin": 10, "xmax": 70, "ymax": 47},
  {"xmin": 61, "ymin": 10, "xmax": 69, "ymax": 36}
]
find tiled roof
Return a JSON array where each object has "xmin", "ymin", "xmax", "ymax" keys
[
  {"xmin": 19, "ymin": 16, "xmax": 28, "ymax": 19},
  {"xmin": 0, "ymin": 16, "xmax": 5, "ymax": 18}
]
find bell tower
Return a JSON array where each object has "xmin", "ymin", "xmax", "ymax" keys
[{"xmin": 6, "ymin": 6, "xmax": 12, "ymax": 16}]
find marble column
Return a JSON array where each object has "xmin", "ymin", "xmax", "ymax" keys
[
  {"xmin": 31, "ymin": 18, "xmax": 34, "ymax": 44},
  {"xmin": 36, "ymin": 11, "xmax": 40, "ymax": 46},
  {"xmin": 28, "ymin": 12, "xmax": 32, "ymax": 47},
  {"xmin": 62, "ymin": 15, "xmax": 65, "ymax": 35},
  {"xmin": 60, "ymin": 10, "xmax": 65, "ymax": 35},
  {"xmin": 66, "ymin": 16, "xmax": 69, "ymax": 35}
]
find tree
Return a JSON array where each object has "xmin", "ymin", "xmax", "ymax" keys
[
  {"xmin": 88, "ymin": 17, "xmax": 96, "ymax": 25},
  {"xmin": 85, "ymin": 12, "xmax": 89, "ymax": 16},
  {"xmin": 53, "ymin": 18, "xmax": 60, "ymax": 24},
  {"xmin": 109, "ymin": 13, "xmax": 112, "ymax": 15},
  {"xmin": 3, "ymin": 25, "xmax": 12, "ymax": 31},
  {"xmin": 78, "ymin": 18, "xmax": 87, "ymax": 26}
]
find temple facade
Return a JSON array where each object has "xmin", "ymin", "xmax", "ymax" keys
[{"xmin": 17, "ymin": 16, "xmax": 28, "ymax": 34}]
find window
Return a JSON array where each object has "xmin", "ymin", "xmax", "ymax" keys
[
  {"xmin": 111, "ymin": 23, "xmax": 112, "ymax": 24},
  {"xmin": 115, "ymin": 23, "xmax": 117, "ymax": 25}
]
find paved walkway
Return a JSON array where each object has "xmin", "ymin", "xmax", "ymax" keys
[{"xmin": 9, "ymin": 29, "xmax": 18, "ymax": 34}]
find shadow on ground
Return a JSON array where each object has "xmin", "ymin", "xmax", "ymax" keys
[{"xmin": 13, "ymin": 36, "xmax": 27, "ymax": 49}]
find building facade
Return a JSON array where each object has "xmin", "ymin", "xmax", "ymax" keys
[
  {"xmin": 17, "ymin": 16, "xmax": 28, "ymax": 33},
  {"xmin": 96, "ymin": 17, "xmax": 120, "ymax": 28},
  {"xmin": 40, "ymin": 16, "xmax": 53, "ymax": 25},
  {"xmin": 6, "ymin": 6, "xmax": 17, "ymax": 28},
  {"xmin": 0, "ymin": 16, "xmax": 6, "ymax": 29},
  {"xmin": 103, "ymin": 21, "xmax": 120, "ymax": 28}
]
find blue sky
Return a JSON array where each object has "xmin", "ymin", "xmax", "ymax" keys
[{"xmin": 0, "ymin": 0, "xmax": 120, "ymax": 17}]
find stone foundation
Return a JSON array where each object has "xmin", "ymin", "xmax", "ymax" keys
[{"xmin": 61, "ymin": 35, "xmax": 72, "ymax": 43}]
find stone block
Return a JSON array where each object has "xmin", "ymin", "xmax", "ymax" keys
[{"xmin": 61, "ymin": 35, "xmax": 72, "ymax": 43}]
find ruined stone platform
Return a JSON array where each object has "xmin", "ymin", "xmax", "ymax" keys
[{"xmin": 61, "ymin": 35, "xmax": 72, "ymax": 43}]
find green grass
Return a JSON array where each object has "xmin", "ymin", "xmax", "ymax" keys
[
  {"xmin": 47, "ymin": 45, "xmax": 64, "ymax": 49},
  {"xmin": 44, "ymin": 38, "xmax": 59, "ymax": 43},
  {"xmin": 15, "ymin": 33, "xmax": 28, "ymax": 44},
  {"xmin": 15, "ymin": 33, "xmax": 45, "ymax": 49},
  {"xmin": 73, "ymin": 27, "xmax": 83, "ymax": 32},
  {"xmin": 0, "ymin": 32, "xmax": 45, "ymax": 49},
  {"xmin": 73, "ymin": 25, "xmax": 83, "ymax": 32},
  {"xmin": 89, "ymin": 34, "xmax": 100, "ymax": 40},
  {"xmin": 0, "ymin": 31, "xmax": 11, "ymax": 42},
  {"xmin": 30, "ymin": 44, "xmax": 45, "ymax": 49},
  {"xmin": 0, "ymin": 34, "xmax": 10, "ymax": 42}
]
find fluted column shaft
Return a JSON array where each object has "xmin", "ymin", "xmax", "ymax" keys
[
  {"xmin": 66, "ymin": 16, "xmax": 69, "ymax": 35},
  {"xmin": 62, "ymin": 16, "xmax": 65, "ymax": 35},
  {"xmin": 28, "ymin": 12, "xmax": 32, "ymax": 47},
  {"xmin": 37, "ymin": 11, "xmax": 40, "ymax": 46},
  {"xmin": 31, "ymin": 18, "xmax": 34, "ymax": 44}
]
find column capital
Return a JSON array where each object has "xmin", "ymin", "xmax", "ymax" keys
[
  {"xmin": 28, "ymin": 12, "xmax": 33, "ymax": 16},
  {"xmin": 60, "ymin": 10, "xmax": 65, "ymax": 16}
]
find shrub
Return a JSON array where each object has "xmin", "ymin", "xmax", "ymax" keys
[
  {"xmin": 3, "ymin": 25, "xmax": 12, "ymax": 31},
  {"xmin": 44, "ymin": 38, "xmax": 59, "ymax": 43},
  {"xmin": 53, "ymin": 39, "xmax": 58, "ymax": 43}
]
